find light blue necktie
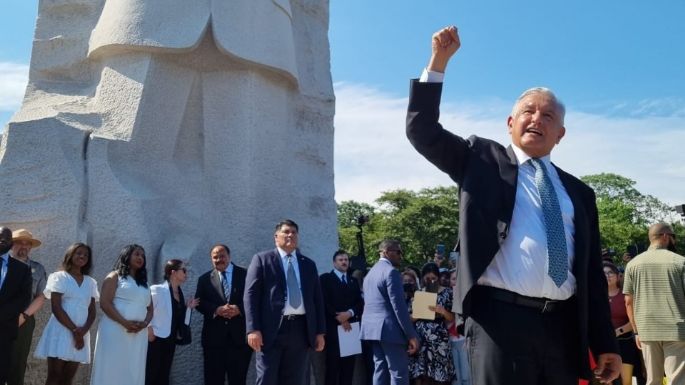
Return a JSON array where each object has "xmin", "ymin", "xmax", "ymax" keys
[
  {"xmin": 221, "ymin": 271, "xmax": 231, "ymax": 302},
  {"xmin": 531, "ymin": 158, "xmax": 568, "ymax": 287},
  {"xmin": 286, "ymin": 254, "xmax": 302, "ymax": 308}
]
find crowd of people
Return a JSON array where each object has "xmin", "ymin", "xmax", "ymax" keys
[{"xmin": 0, "ymin": 220, "xmax": 474, "ymax": 385}]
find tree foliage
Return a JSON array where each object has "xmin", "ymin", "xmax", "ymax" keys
[
  {"xmin": 581, "ymin": 173, "xmax": 682, "ymax": 262},
  {"xmin": 337, "ymin": 186, "xmax": 459, "ymax": 268},
  {"xmin": 337, "ymin": 173, "xmax": 683, "ymax": 271}
]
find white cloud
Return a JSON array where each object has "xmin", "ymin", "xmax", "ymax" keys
[
  {"xmin": 0, "ymin": 62, "xmax": 29, "ymax": 111},
  {"xmin": 334, "ymin": 82, "xmax": 685, "ymax": 207}
]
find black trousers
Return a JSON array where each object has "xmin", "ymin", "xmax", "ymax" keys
[
  {"xmin": 203, "ymin": 339, "xmax": 252, "ymax": 385},
  {"xmin": 466, "ymin": 287, "xmax": 580, "ymax": 385},
  {"xmin": 255, "ymin": 316, "xmax": 311, "ymax": 385},
  {"xmin": 0, "ymin": 337, "xmax": 16, "ymax": 384},
  {"xmin": 324, "ymin": 334, "xmax": 356, "ymax": 385},
  {"xmin": 146, "ymin": 335, "xmax": 176, "ymax": 385}
]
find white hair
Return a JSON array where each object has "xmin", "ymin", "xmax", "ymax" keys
[{"xmin": 511, "ymin": 87, "xmax": 566, "ymax": 124}]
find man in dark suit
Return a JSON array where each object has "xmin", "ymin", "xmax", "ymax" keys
[
  {"xmin": 0, "ymin": 227, "xmax": 32, "ymax": 384},
  {"xmin": 195, "ymin": 243, "xmax": 252, "ymax": 385},
  {"xmin": 320, "ymin": 250, "xmax": 364, "ymax": 385},
  {"xmin": 359, "ymin": 239, "xmax": 418, "ymax": 385},
  {"xmin": 406, "ymin": 26, "xmax": 621, "ymax": 385},
  {"xmin": 244, "ymin": 219, "xmax": 326, "ymax": 385}
]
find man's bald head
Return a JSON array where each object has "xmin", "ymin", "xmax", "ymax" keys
[
  {"xmin": 648, "ymin": 222, "xmax": 673, "ymax": 240},
  {"xmin": 648, "ymin": 222, "xmax": 676, "ymax": 249}
]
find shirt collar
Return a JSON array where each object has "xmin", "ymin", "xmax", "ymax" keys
[
  {"xmin": 333, "ymin": 268, "xmax": 346, "ymax": 279},
  {"xmin": 277, "ymin": 247, "xmax": 297, "ymax": 259},
  {"xmin": 218, "ymin": 262, "xmax": 233, "ymax": 276},
  {"xmin": 510, "ymin": 144, "xmax": 552, "ymax": 168}
]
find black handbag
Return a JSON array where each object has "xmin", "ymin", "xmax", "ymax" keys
[{"xmin": 176, "ymin": 322, "xmax": 192, "ymax": 345}]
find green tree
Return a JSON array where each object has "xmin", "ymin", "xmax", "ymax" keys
[
  {"xmin": 374, "ymin": 186, "xmax": 459, "ymax": 267},
  {"xmin": 336, "ymin": 186, "xmax": 459, "ymax": 268},
  {"xmin": 336, "ymin": 200, "xmax": 379, "ymax": 259},
  {"xmin": 581, "ymin": 173, "xmax": 679, "ymax": 262}
]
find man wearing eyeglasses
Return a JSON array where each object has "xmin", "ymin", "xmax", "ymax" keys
[
  {"xmin": 360, "ymin": 239, "xmax": 419, "ymax": 385},
  {"xmin": 624, "ymin": 223, "xmax": 685, "ymax": 385}
]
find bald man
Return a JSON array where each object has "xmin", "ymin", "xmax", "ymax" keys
[{"xmin": 624, "ymin": 223, "xmax": 685, "ymax": 385}]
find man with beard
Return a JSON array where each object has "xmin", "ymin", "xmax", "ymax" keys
[
  {"xmin": 0, "ymin": 227, "xmax": 32, "ymax": 384},
  {"xmin": 7, "ymin": 229, "xmax": 46, "ymax": 385},
  {"xmin": 624, "ymin": 223, "xmax": 685, "ymax": 385},
  {"xmin": 360, "ymin": 239, "xmax": 418, "ymax": 385}
]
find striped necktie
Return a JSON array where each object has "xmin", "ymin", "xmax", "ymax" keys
[{"xmin": 221, "ymin": 271, "xmax": 231, "ymax": 302}]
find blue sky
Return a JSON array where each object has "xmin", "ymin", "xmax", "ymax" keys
[{"xmin": 2, "ymin": 0, "xmax": 684, "ymax": 207}]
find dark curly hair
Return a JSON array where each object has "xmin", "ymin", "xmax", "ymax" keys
[
  {"xmin": 113, "ymin": 244, "xmax": 148, "ymax": 288},
  {"xmin": 61, "ymin": 242, "xmax": 93, "ymax": 275}
]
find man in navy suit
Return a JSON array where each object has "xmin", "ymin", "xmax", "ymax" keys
[
  {"xmin": 0, "ymin": 227, "xmax": 32, "ymax": 384},
  {"xmin": 360, "ymin": 239, "xmax": 418, "ymax": 385},
  {"xmin": 196, "ymin": 243, "xmax": 252, "ymax": 385},
  {"xmin": 320, "ymin": 250, "xmax": 364, "ymax": 385},
  {"xmin": 406, "ymin": 26, "xmax": 621, "ymax": 385},
  {"xmin": 244, "ymin": 219, "xmax": 326, "ymax": 385}
]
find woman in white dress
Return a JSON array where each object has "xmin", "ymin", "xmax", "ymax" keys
[
  {"xmin": 34, "ymin": 243, "xmax": 99, "ymax": 385},
  {"xmin": 90, "ymin": 244, "xmax": 153, "ymax": 385}
]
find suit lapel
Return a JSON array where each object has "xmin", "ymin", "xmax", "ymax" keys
[
  {"xmin": 296, "ymin": 251, "xmax": 308, "ymax": 296},
  {"xmin": 0, "ymin": 257, "xmax": 19, "ymax": 296},
  {"xmin": 210, "ymin": 269, "xmax": 226, "ymax": 302},
  {"xmin": 273, "ymin": 249, "xmax": 287, "ymax": 289},
  {"xmin": 555, "ymin": 164, "xmax": 588, "ymax": 273},
  {"xmin": 499, "ymin": 146, "xmax": 520, "ymax": 232}
]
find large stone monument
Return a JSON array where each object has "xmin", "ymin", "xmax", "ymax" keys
[{"xmin": 0, "ymin": 0, "xmax": 336, "ymax": 383}]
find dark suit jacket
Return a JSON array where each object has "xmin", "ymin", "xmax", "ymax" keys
[
  {"xmin": 319, "ymin": 270, "xmax": 363, "ymax": 343},
  {"xmin": 0, "ymin": 255, "xmax": 32, "ymax": 342},
  {"xmin": 244, "ymin": 248, "xmax": 325, "ymax": 350},
  {"xmin": 195, "ymin": 264, "xmax": 249, "ymax": 348},
  {"xmin": 406, "ymin": 80, "xmax": 617, "ymax": 378}
]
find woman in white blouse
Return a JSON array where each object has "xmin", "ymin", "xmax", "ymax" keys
[
  {"xmin": 145, "ymin": 259, "xmax": 198, "ymax": 385},
  {"xmin": 34, "ymin": 243, "xmax": 99, "ymax": 385}
]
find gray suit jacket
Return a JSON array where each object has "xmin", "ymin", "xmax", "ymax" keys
[{"xmin": 360, "ymin": 258, "xmax": 417, "ymax": 344}]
